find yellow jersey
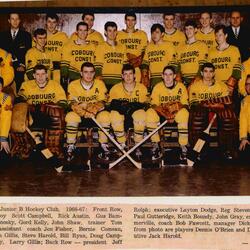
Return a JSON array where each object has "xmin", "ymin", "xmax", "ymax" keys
[
  {"xmin": 239, "ymin": 95, "xmax": 250, "ymax": 139},
  {"xmin": 0, "ymin": 48, "xmax": 14, "ymax": 87},
  {"xmin": 239, "ymin": 58, "xmax": 250, "ymax": 96},
  {"xmin": 163, "ymin": 29, "xmax": 186, "ymax": 47},
  {"xmin": 70, "ymin": 30, "xmax": 104, "ymax": 46},
  {"xmin": 196, "ymin": 29, "xmax": 216, "ymax": 49}
]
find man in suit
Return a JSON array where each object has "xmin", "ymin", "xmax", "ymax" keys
[
  {"xmin": 0, "ymin": 13, "xmax": 32, "ymax": 92},
  {"xmin": 226, "ymin": 10, "xmax": 250, "ymax": 62}
]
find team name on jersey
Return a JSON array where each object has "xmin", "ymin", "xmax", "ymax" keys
[
  {"xmin": 200, "ymin": 40, "xmax": 213, "ymax": 47},
  {"xmin": 37, "ymin": 59, "xmax": 51, "ymax": 65},
  {"xmin": 211, "ymin": 57, "xmax": 231, "ymax": 69},
  {"xmin": 47, "ymin": 41, "xmax": 63, "ymax": 46},
  {"xmin": 195, "ymin": 92, "xmax": 223, "ymax": 100},
  {"xmin": 104, "ymin": 52, "xmax": 124, "ymax": 64},
  {"xmin": 71, "ymin": 50, "xmax": 95, "ymax": 63},
  {"xmin": 120, "ymin": 38, "xmax": 141, "ymax": 50},
  {"xmin": 77, "ymin": 95, "xmax": 98, "ymax": 102},
  {"xmin": 27, "ymin": 93, "xmax": 56, "ymax": 105},
  {"xmin": 160, "ymin": 95, "xmax": 181, "ymax": 103},
  {"xmin": 118, "ymin": 97, "xmax": 139, "ymax": 102},
  {"xmin": 148, "ymin": 50, "xmax": 166, "ymax": 62}
]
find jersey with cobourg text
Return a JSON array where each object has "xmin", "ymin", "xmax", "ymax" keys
[
  {"xmin": 189, "ymin": 79, "xmax": 229, "ymax": 105},
  {"xmin": 95, "ymin": 42, "xmax": 127, "ymax": 87},
  {"xmin": 239, "ymin": 95, "xmax": 250, "ymax": 139},
  {"xmin": 25, "ymin": 47, "xmax": 53, "ymax": 80},
  {"xmin": 0, "ymin": 92, "xmax": 12, "ymax": 140},
  {"xmin": 117, "ymin": 29, "xmax": 148, "ymax": 57},
  {"xmin": 61, "ymin": 41, "xmax": 96, "ymax": 81},
  {"xmin": 208, "ymin": 45, "xmax": 241, "ymax": 83},
  {"xmin": 163, "ymin": 29, "xmax": 186, "ymax": 47},
  {"xmin": 141, "ymin": 41, "xmax": 177, "ymax": 86},
  {"xmin": 46, "ymin": 31, "xmax": 69, "ymax": 62},
  {"xmin": 178, "ymin": 41, "xmax": 208, "ymax": 80},
  {"xmin": 70, "ymin": 30, "xmax": 104, "ymax": 46},
  {"xmin": 196, "ymin": 29, "xmax": 216, "ymax": 49},
  {"xmin": 109, "ymin": 82, "xmax": 148, "ymax": 103},
  {"xmin": 67, "ymin": 79, "xmax": 107, "ymax": 103},
  {"xmin": 150, "ymin": 81, "xmax": 188, "ymax": 106},
  {"xmin": 18, "ymin": 80, "xmax": 66, "ymax": 105}
]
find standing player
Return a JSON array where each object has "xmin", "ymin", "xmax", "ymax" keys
[
  {"xmin": 70, "ymin": 13, "xmax": 104, "ymax": 45},
  {"xmin": 95, "ymin": 21, "xmax": 127, "ymax": 90},
  {"xmin": 45, "ymin": 13, "xmax": 68, "ymax": 84},
  {"xmin": 150, "ymin": 65, "xmax": 189, "ymax": 162},
  {"xmin": 178, "ymin": 20, "xmax": 208, "ymax": 87},
  {"xmin": 61, "ymin": 22, "xmax": 96, "ymax": 89},
  {"xmin": 116, "ymin": 12, "xmax": 148, "ymax": 83},
  {"xmin": 0, "ymin": 47, "xmax": 14, "ymax": 88},
  {"xmin": 0, "ymin": 77, "xmax": 12, "ymax": 155},
  {"xmin": 189, "ymin": 63, "xmax": 238, "ymax": 160},
  {"xmin": 162, "ymin": 13, "xmax": 186, "ymax": 47},
  {"xmin": 25, "ymin": 28, "xmax": 53, "ymax": 80},
  {"xmin": 65, "ymin": 62, "xmax": 107, "ymax": 160},
  {"xmin": 141, "ymin": 23, "xmax": 177, "ymax": 90},
  {"xmin": 208, "ymin": 25, "xmax": 241, "ymax": 95},
  {"xmin": 239, "ymin": 57, "xmax": 250, "ymax": 96}
]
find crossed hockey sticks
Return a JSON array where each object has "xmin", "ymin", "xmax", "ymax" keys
[
  {"xmin": 26, "ymin": 127, "xmax": 63, "ymax": 173},
  {"xmin": 109, "ymin": 119, "xmax": 169, "ymax": 169},
  {"xmin": 91, "ymin": 117, "xmax": 142, "ymax": 169}
]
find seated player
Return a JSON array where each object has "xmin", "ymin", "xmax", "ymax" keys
[
  {"xmin": 102, "ymin": 64, "xmax": 148, "ymax": 160},
  {"xmin": 12, "ymin": 64, "xmax": 66, "ymax": 158},
  {"xmin": 189, "ymin": 62, "xmax": 238, "ymax": 160},
  {"xmin": 65, "ymin": 62, "xmax": 107, "ymax": 160},
  {"xmin": 150, "ymin": 65, "xmax": 189, "ymax": 162},
  {"xmin": 0, "ymin": 77, "xmax": 12, "ymax": 155},
  {"xmin": 239, "ymin": 75, "xmax": 250, "ymax": 157}
]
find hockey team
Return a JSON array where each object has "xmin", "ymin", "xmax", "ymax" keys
[{"xmin": 1, "ymin": 10, "xmax": 250, "ymax": 168}]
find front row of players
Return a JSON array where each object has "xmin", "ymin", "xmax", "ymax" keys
[{"xmin": 1, "ymin": 62, "xmax": 250, "ymax": 165}]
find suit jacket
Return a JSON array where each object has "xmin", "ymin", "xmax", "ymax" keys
[
  {"xmin": 226, "ymin": 25, "xmax": 250, "ymax": 62},
  {"xmin": 0, "ymin": 29, "xmax": 32, "ymax": 69}
]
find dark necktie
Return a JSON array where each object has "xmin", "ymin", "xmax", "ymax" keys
[{"xmin": 234, "ymin": 28, "xmax": 238, "ymax": 39}]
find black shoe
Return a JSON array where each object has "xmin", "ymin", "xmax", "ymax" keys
[
  {"xmin": 98, "ymin": 143, "xmax": 110, "ymax": 161},
  {"xmin": 151, "ymin": 143, "xmax": 162, "ymax": 160},
  {"xmin": 224, "ymin": 151, "xmax": 233, "ymax": 161}
]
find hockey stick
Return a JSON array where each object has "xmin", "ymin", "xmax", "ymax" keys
[
  {"xmin": 109, "ymin": 119, "xmax": 169, "ymax": 169},
  {"xmin": 187, "ymin": 113, "xmax": 217, "ymax": 167},
  {"xmin": 26, "ymin": 127, "xmax": 63, "ymax": 173},
  {"xmin": 91, "ymin": 117, "xmax": 142, "ymax": 169}
]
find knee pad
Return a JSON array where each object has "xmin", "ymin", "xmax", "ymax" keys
[
  {"xmin": 110, "ymin": 110, "xmax": 124, "ymax": 128},
  {"xmin": 175, "ymin": 108, "xmax": 189, "ymax": 124},
  {"xmin": 132, "ymin": 109, "xmax": 146, "ymax": 123},
  {"xmin": 65, "ymin": 111, "xmax": 81, "ymax": 124},
  {"xmin": 96, "ymin": 110, "xmax": 111, "ymax": 125},
  {"xmin": 146, "ymin": 108, "xmax": 160, "ymax": 123}
]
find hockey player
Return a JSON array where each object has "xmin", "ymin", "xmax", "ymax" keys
[
  {"xmin": 239, "ymin": 57, "xmax": 250, "ymax": 96},
  {"xmin": 141, "ymin": 23, "xmax": 177, "ymax": 90},
  {"xmin": 189, "ymin": 62, "xmax": 238, "ymax": 160},
  {"xmin": 116, "ymin": 12, "xmax": 148, "ymax": 83},
  {"xmin": 65, "ymin": 62, "xmax": 107, "ymax": 160},
  {"xmin": 0, "ymin": 47, "xmax": 14, "ymax": 87},
  {"xmin": 25, "ymin": 28, "xmax": 53, "ymax": 80},
  {"xmin": 0, "ymin": 77, "xmax": 12, "ymax": 154},
  {"xmin": 12, "ymin": 64, "xmax": 67, "ymax": 158},
  {"xmin": 162, "ymin": 13, "xmax": 186, "ymax": 47},
  {"xmin": 45, "ymin": 13, "xmax": 68, "ymax": 84},
  {"xmin": 95, "ymin": 21, "xmax": 127, "ymax": 90},
  {"xmin": 150, "ymin": 65, "xmax": 189, "ymax": 162},
  {"xmin": 178, "ymin": 20, "xmax": 208, "ymax": 86},
  {"xmin": 61, "ymin": 22, "xmax": 96, "ymax": 89},
  {"xmin": 70, "ymin": 13, "xmax": 104, "ymax": 45},
  {"xmin": 208, "ymin": 24, "xmax": 241, "ymax": 95},
  {"xmin": 196, "ymin": 12, "xmax": 216, "ymax": 49},
  {"xmin": 239, "ymin": 75, "xmax": 250, "ymax": 154}
]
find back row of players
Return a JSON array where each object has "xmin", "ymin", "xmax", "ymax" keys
[{"xmin": 0, "ymin": 11, "xmax": 250, "ymax": 163}]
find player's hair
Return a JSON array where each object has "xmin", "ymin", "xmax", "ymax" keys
[
  {"xmin": 33, "ymin": 28, "xmax": 47, "ymax": 37},
  {"xmin": 163, "ymin": 65, "xmax": 176, "ymax": 74},
  {"xmin": 122, "ymin": 64, "xmax": 135, "ymax": 74},
  {"xmin": 82, "ymin": 13, "xmax": 95, "ymax": 21},
  {"xmin": 125, "ymin": 12, "xmax": 137, "ymax": 20},
  {"xmin": 151, "ymin": 23, "xmax": 165, "ymax": 33},
  {"xmin": 0, "ymin": 76, "xmax": 3, "ymax": 86},
  {"xmin": 201, "ymin": 62, "xmax": 215, "ymax": 71},
  {"xmin": 46, "ymin": 13, "xmax": 59, "ymax": 22},
  {"xmin": 104, "ymin": 21, "xmax": 117, "ymax": 31},
  {"xmin": 230, "ymin": 10, "xmax": 241, "ymax": 17},
  {"xmin": 184, "ymin": 19, "xmax": 197, "ymax": 28},
  {"xmin": 214, "ymin": 24, "xmax": 227, "ymax": 34},
  {"xmin": 200, "ymin": 12, "xmax": 212, "ymax": 19},
  {"xmin": 81, "ymin": 62, "xmax": 95, "ymax": 71},
  {"xmin": 76, "ymin": 21, "xmax": 88, "ymax": 31},
  {"xmin": 163, "ymin": 13, "xmax": 175, "ymax": 19},
  {"xmin": 8, "ymin": 13, "xmax": 20, "ymax": 20},
  {"xmin": 34, "ymin": 64, "xmax": 48, "ymax": 73}
]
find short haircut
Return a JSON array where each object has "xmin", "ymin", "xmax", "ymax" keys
[
  {"xmin": 163, "ymin": 65, "xmax": 176, "ymax": 74},
  {"xmin": 104, "ymin": 21, "xmax": 117, "ymax": 31},
  {"xmin": 200, "ymin": 12, "xmax": 212, "ymax": 19},
  {"xmin": 0, "ymin": 76, "xmax": 3, "ymax": 86},
  {"xmin": 163, "ymin": 13, "xmax": 175, "ymax": 19},
  {"xmin": 76, "ymin": 21, "xmax": 88, "ymax": 31},
  {"xmin": 230, "ymin": 10, "xmax": 241, "ymax": 17},
  {"xmin": 46, "ymin": 13, "xmax": 59, "ymax": 21},
  {"xmin": 8, "ymin": 13, "xmax": 20, "ymax": 19},
  {"xmin": 125, "ymin": 12, "xmax": 137, "ymax": 20},
  {"xmin": 214, "ymin": 24, "xmax": 227, "ymax": 34},
  {"xmin": 81, "ymin": 62, "xmax": 95, "ymax": 71},
  {"xmin": 33, "ymin": 28, "xmax": 46, "ymax": 37},
  {"xmin": 201, "ymin": 62, "xmax": 215, "ymax": 71},
  {"xmin": 151, "ymin": 23, "xmax": 165, "ymax": 34},
  {"xmin": 34, "ymin": 64, "xmax": 48, "ymax": 73},
  {"xmin": 82, "ymin": 13, "xmax": 95, "ymax": 20},
  {"xmin": 184, "ymin": 19, "xmax": 197, "ymax": 28},
  {"xmin": 122, "ymin": 64, "xmax": 135, "ymax": 74}
]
